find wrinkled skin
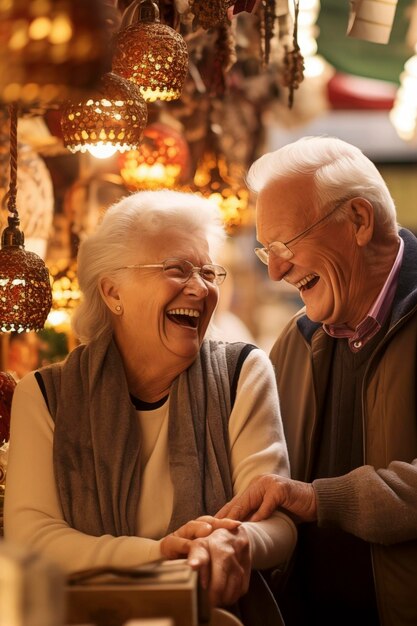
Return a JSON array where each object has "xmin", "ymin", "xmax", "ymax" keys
[
  {"xmin": 216, "ymin": 475, "xmax": 317, "ymax": 524},
  {"xmin": 160, "ymin": 515, "xmax": 251, "ymax": 607}
]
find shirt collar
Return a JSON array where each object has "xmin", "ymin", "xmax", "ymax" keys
[{"xmin": 323, "ymin": 237, "xmax": 404, "ymax": 352}]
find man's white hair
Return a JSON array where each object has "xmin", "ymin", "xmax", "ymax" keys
[{"xmin": 247, "ymin": 136, "xmax": 398, "ymax": 232}]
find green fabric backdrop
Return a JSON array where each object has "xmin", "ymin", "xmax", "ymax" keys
[{"xmin": 317, "ymin": 0, "xmax": 414, "ymax": 84}]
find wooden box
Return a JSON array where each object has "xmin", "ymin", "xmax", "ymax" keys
[{"xmin": 66, "ymin": 560, "xmax": 208, "ymax": 626}]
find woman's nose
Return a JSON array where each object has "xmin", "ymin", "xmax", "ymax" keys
[{"xmin": 183, "ymin": 271, "xmax": 209, "ymax": 296}]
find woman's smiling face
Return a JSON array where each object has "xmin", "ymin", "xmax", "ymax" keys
[{"xmin": 113, "ymin": 226, "xmax": 219, "ymax": 363}]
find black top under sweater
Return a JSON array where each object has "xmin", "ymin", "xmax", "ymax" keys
[{"xmin": 279, "ymin": 329, "xmax": 388, "ymax": 626}]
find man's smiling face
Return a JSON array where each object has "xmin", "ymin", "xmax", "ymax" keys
[{"xmin": 256, "ymin": 176, "xmax": 366, "ymax": 328}]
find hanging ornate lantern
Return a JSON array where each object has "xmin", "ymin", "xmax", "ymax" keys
[
  {"xmin": 119, "ymin": 122, "xmax": 190, "ymax": 189},
  {"xmin": 0, "ymin": 0, "xmax": 111, "ymax": 107},
  {"xmin": 111, "ymin": 0, "xmax": 189, "ymax": 102},
  {"xmin": 0, "ymin": 104, "xmax": 52, "ymax": 333},
  {"xmin": 192, "ymin": 148, "xmax": 251, "ymax": 234},
  {"xmin": 60, "ymin": 72, "xmax": 148, "ymax": 159}
]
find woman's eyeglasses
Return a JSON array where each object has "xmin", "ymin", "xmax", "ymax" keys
[{"xmin": 116, "ymin": 258, "xmax": 227, "ymax": 285}]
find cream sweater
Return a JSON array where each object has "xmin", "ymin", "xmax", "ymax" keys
[{"xmin": 5, "ymin": 348, "xmax": 296, "ymax": 574}]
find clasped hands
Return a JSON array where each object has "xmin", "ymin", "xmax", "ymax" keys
[
  {"xmin": 160, "ymin": 515, "xmax": 251, "ymax": 607},
  {"xmin": 160, "ymin": 475, "xmax": 316, "ymax": 607}
]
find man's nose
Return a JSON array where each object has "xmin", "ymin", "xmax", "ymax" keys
[{"xmin": 268, "ymin": 255, "xmax": 294, "ymax": 282}]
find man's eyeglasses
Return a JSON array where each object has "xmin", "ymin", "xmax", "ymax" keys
[
  {"xmin": 254, "ymin": 197, "xmax": 350, "ymax": 265},
  {"xmin": 116, "ymin": 258, "xmax": 227, "ymax": 286}
]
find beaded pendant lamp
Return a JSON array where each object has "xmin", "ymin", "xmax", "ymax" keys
[
  {"xmin": 60, "ymin": 72, "xmax": 148, "ymax": 159},
  {"xmin": 0, "ymin": 0, "xmax": 110, "ymax": 107},
  {"xmin": 0, "ymin": 104, "xmax": 52, "ymax": 333},
  {"xmin": 111, "ymin": 0, "xmax": 189, "ymax": 103},
  {"xmin": 118, "ymin": 122, "xmax": 190, "ymax": 189}
]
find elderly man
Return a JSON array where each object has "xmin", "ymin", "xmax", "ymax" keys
[{"xmin": 218, "ymin": 136, "xmax": 417, "ymax": 626}]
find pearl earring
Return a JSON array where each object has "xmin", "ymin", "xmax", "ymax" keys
[{"xmin": 115, "ymin": 305, "xmax": 122, "ymax": 313}]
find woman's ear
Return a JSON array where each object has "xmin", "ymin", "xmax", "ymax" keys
[
  {"xmin": 349, "ymin": 197, "xmax": 374, "ymax": 246},
  {"xmin": 99, "ymin": 277, "xmax": 122, "ymax": 314}
]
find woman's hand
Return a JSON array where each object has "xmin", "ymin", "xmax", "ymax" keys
[
  {"xmin": 160, "ymin": 515, "xmax": 241, "ymax": 560},
  {"xmin": 187, "ymin": 525, "xmax": 251, "ymax": 607}
]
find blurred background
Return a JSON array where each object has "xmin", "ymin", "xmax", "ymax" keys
[{"xmin": 1, "ymin": 0, "xmax": 417, "ymax": 377}]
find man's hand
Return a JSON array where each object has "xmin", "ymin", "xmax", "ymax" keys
[
  {"xmin": 160, "ymin": 515, "xmax": 241, "ymax": 559},
  {"xmin": 216, "ymin": 474, "xmax": 317, "ymax": 523}
]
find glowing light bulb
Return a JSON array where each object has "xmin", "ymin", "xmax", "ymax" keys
[
  {"xmin": 86, "ymin": 143, "xmax": 118, "ymax": 159},
  {"xmin": 390, "ymin": 49, "xmax": 417, "ymax": 142}
]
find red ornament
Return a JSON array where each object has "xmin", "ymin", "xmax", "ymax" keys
[{"xmin": 0, "ymin": 372, "xmax": 16, "ymax": 445}]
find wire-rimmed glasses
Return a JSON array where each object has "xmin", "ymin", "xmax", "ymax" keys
[
  {"xmin": 254, "ymin": 197, "xmax": 350, "ymax": 265},
  {"xmin": 116, "ymin": 257, "xmax": 227, "ymax": 285}
]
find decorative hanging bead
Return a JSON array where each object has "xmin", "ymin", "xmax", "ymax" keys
[
  {"xmin": 189, "ymin": 0, "xmax": 235, "ymax": 30},
  {"xmin": 281, "ymin": 0, "xmax": 305, "ymax": 108}
]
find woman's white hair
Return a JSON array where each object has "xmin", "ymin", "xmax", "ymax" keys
[
  {"xmin": 72, "ymin": 189, "xmax": 226, "ymax": 343},
  {"xmin": 247, "ymin": 136, "xmax": 398, "ymax": 232}
]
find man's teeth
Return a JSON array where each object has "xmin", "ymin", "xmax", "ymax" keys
[
  {"xmin": 294, "ymin": 273, "xmax": 318, "ymax": 289},
  {"xmin": 167, "ymin": 308, "xmax": 200, "ymax": 317}
]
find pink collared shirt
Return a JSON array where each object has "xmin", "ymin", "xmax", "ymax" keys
[{"xmin": 323, "ymin": 237, "xmax": 404, "ymax": 352}]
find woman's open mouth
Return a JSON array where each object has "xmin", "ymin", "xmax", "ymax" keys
[{"xmin": 166, "ymin": 308, "xmax": 200, "ymax": 328}]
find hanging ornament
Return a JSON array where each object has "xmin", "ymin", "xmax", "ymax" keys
[
  {"xmin": 119, "ymin": 122, "xmax": 190, "ymax": 190},
  {"xmin": 0, "ymin": 115, "xmax": 54, "ymax": 260},
  {"xmin": 112, "ymin": 0, "xmax": 189, "ymax": 102},
  {"xmin": 0, "ymin": 370, "xmax": 16, "ymax": 537},
  {"xmin": 0, "ymin": 372, "xmax": 16, "ymax": 446},
  {"xmin": 189, "ymin": 0, "xmax": 235, "ymax": 29},
  {"xmin": 204, "ymin": 20, "xmax": 237, "ymax": 97},
  {"xmin": 0, "ymin": 104, "xmax": 52, "ymax": 333},
  {"xmin": 281, "ymin": 0, "xmax": 304, "ymax": 108},
  {"xmin": 260, "ymin": 0, "xmax": 276, "ymax": 66},
  {"xmin": 0, "ymin": 0, "xmax": 111, "ymax": 108},
  {"xmin": 60, "ymin": 72, "xmax": 148, "ymax": 159},
  {"xmin": 191, "ymin": 126, "xmax": 251, "ymax": 234}
]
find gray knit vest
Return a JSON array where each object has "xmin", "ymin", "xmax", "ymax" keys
[{"xmin": 36, "ymin": 333, "xmax": 255, "ymax": 537}]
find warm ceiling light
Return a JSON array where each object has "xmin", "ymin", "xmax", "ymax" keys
[
  {"xmin": 46, "ymin": 259, "xmax": 81, "ymax": 330},
  {"xmin": 0, "ymin": 0, "xmax": 111, "ymax": 107},
  {"xmin": 0, "ymin": 104, "xmax": 52, "ymax": 333},
  {"xmin": 111, "ymin": 0, "xmax": 189, "ymax": 102},
  {"xmin": 192, "ymin": 149, "xmax": 251, "ymax": 234},
  {"xmin": 60, "ymin": 72, "xmax": 148, "ymax": 159},
  {"xmin": 390, "ymin": 49, "xmax": 417, "ymax": 142},
  {"xmin": 119, "ymin": 122, "xmax": 190, "ymax": 189}
]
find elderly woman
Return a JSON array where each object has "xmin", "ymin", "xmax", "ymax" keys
[{"xmin": 4, "ymin": 190, "xmax": 295, "ymax": 609}]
